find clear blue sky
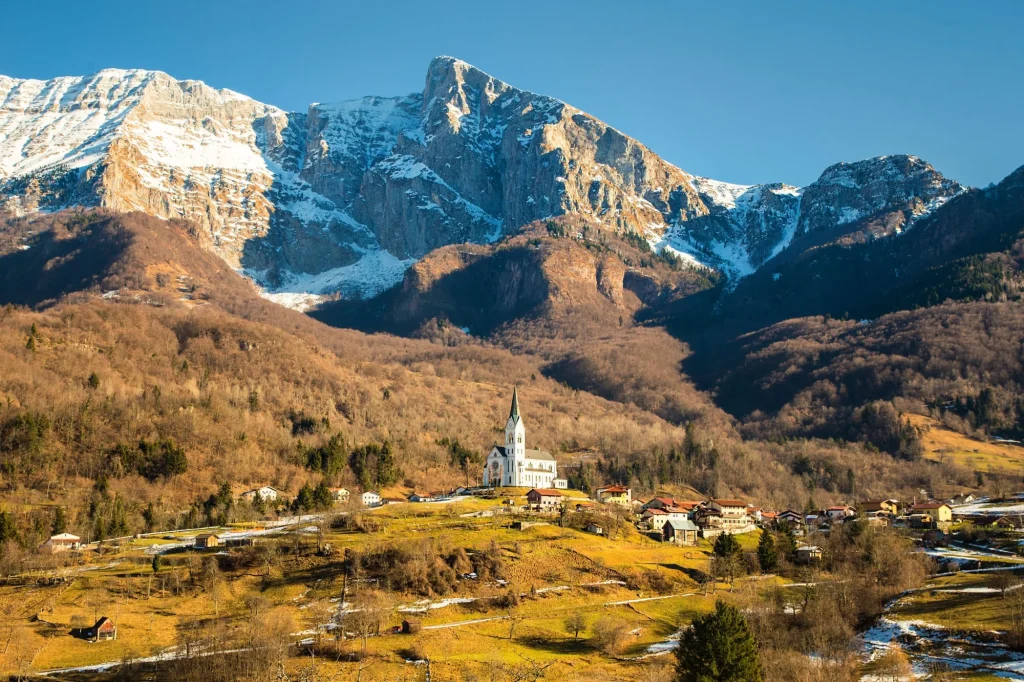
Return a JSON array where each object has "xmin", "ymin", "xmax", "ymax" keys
[{"xmin": 2, "ymin": 0, "xmax": 1021, "ymax": 187}]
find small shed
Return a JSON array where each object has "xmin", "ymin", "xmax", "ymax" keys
[
  {"xmin": 795, "ymin": 545, "xmax": 823, "ymax": 564},
  {"xmin": 402, "ymin": 618, "xmax": 422, "ymax": 634},
  {"xmin": 585, "ymin": 523, "xmax": 604, "ymax": 536},
  {"xmin": 91, "ymin": 616, "xmax": 116, "ymax": 641},
  {"xmin": 195, "ymin": 533, "xmax": 220, "ymax": 549}
]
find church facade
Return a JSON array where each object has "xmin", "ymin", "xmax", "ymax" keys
[{"xmin": 483, "ymin": 387, "xmax": 567, "ymax": 489}]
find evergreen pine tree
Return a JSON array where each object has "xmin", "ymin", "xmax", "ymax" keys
[
  {"xmin": 756, "ymin": 530, "xmax": 777, "ymax": 573},
  {"xmin": 713, "ymin": 532, "xmax": 741, "ymax": 558},
  {"xmin": 675, "ymin": 600, "xmax": 763, "ymax": 682},
  {"xmin": 51, "ymin": 507, "xmax": 68, "ymax": 535}
]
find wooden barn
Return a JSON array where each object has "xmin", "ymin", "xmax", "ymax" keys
[{"xmin": 90, "ymin": 616, "xmax": 116, "ymax": 641}]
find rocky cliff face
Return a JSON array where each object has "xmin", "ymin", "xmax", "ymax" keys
[{"xmin": 0, "ymin": 59, "xmax": 968, "ymax": 303}]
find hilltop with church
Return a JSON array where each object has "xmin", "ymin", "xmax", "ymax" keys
[{"xmin": 482, "ymin": 387, "xmax": 567, "ymax": 489}]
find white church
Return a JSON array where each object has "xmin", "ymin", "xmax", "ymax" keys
[{"xmin": 483, "ymin": 387, "xmax": 568, "ymax": 489}]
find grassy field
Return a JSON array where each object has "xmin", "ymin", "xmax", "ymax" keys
[
  {"xmin": 908, "ymin": 413, "xmax": 1024, "ymax": 474},
  {"xmin": 0, "ymin": 499, "xmax": 747, "ymax": 680}
]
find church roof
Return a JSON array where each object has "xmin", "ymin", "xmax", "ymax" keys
[
  {"xmin": 490, "ymin": 446, "xmax": 556, "ymax": 462},
  {"xmin": 508, "ymin": 385, "xmax": 521, "ymax": 425}
]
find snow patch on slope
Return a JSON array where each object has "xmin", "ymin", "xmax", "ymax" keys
[{"xmin": 255, "ymin": 249, "xmax": 416, "ymax": 310}]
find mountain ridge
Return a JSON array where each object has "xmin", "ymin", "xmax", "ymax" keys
[{"xmin": 0, "ymin": 57, "xmax": 966, "ymax": 305}]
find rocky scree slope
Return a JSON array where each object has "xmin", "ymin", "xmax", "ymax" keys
[{"xmin": 0, "ymin": 58, "xmax": 964, "ymax": 303}]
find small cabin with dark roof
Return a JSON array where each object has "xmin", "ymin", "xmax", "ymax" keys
[{"xmin": 90, "ymin": 616, "xmax": 116, "ymax": 641}]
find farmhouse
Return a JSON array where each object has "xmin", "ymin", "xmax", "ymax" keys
[
  {"xmin": 361, "ymin": 491, "xmax": 382, "ymax": 507},
  {"xmin": 526, "ymin": 488, "xmax": 564, "ymax": 509},
  {"xmin": 41, "ymin": 533, "xmax": 81, "ymax": 553},
  {"xmin": 330, "ymin": 487, "xmax": 350, "ymax": 503},
  {"xmin": 240, "ymin": 486, "xmax": 282, "ymax": 503},
  {"xmin": 483, "ymin": 387, "xmax": 567, "ymax": 489},
  {"xmin": 596, "ymin": 485, "xmax": 632, "ymax": 506}
]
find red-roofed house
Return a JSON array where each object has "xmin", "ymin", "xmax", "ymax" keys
[
  {"xmin": 526, "ymin": 489, "xmax": 564, "ymax": 509},
  {"xmin": 825, "ymin": 505, "xmax": 855, "ymax": 521},
  {"xmin": 596, "ymin": 485, "xmax": 632, "ymax": 506}
]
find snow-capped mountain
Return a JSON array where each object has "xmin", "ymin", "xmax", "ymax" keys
[{"xmin": 0, "ymin": 58, "xmax": 965, "ymax": 303}]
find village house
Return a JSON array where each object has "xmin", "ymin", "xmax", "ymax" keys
[
  {"xmin": 88, "ymin": 616, "xmax": 116, "ymax": 642},
  {"xmin": 663, "ymin": 518, "xmax": 699, "ymax": 546},
  {"xmin": 195, "ymin": 533, "xmax": 220, "ymax": 549},
  {"xmin": 585, "ymin": 523, "xmax": 604, "ymax": 536},
  {"xmin": 526, "ymin": 488, "xmax": 564, "ymax": 509},
  {"xmin": 380, "ymin": 496, "xmax": 405, "ymax": 505},
  {"xmin": 408, "ymin": 492, "xmax": 434, "ymax": 503},
  {"xmin": 950, "ymin": 493, "xmax": 978, "ymax": 506},
  {"xmin": 642, "ymin": 507, "xmax": 692, "ymax": 531},
  {"xmin": 825, "ymin": 505, "xmax": 855, "ymax": 522},
  {"xmin": 330, "ymin": 487, "xmax": 350, "ymax": 504},
  {"xmin": 240, "ymin": 486, "xmax": 282, "ymax": 503},
  {"xmin": 641, "ymin": 497, "xmax": 684, "ymax": 512},
  {"xmin": 361, "ymin": 491, "xmax": 382, "ymax": 507},
  {"xmin": 795, "ymin": 545, "xmax": 823, "ymax": 564},
  {"xmin": 596, "ymin": 485, "xmax": 632, "ymax": 506},
  {"xmin": 704, "ymin": 499, "xmax": 754, "ymax": 534},
  {"xmin": 912, "ymin": 501, "xmax": 953, "ymax": 527},
  {"xmin": 41, "ymin": 533, "xmax": 81, "ymax": 553},
  {"xmin": 483, "ymin": 387, "xmax": 568, "ymax": 489},
  {"xmin": 861, "ymin": 499, "xmax": 900, "ymax": 516}
]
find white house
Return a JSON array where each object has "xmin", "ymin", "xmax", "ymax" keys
[
  {"xmin": 483, "ymin": 387, "xmax": 567, "ymax": 489},
  {"xmin": 240, "ymin": 486, "xmax": 281, "ymax": 503},
  {"xmin": 642, "ymin": 508, "xmax": 691, "ymax": 531},
  {"xmin": 330, "ymin": 487, "xmax": 350, "ymax": 503},
  {"xmin": 41, "ymin": 533, "xmax": 81, "ymax": 553},
  {"xmin": 361, "ymin": 491, "xmax": 381, "ymax": 507}
]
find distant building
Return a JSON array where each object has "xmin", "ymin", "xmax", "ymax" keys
[
  {"xmin": 912, "ymin": 501, "xmax": 953, "ymax": 526},
  {"xmin": 89, "ymin": 617, "xmax": 116, "ymax": 642},
  {"xmin": 195, "ymin": 534, "xmax": 220, "ymax": 549},
  {"xmin": 777, "ymin": 510, "xmax": 805, "ymax": 527},
  {"xmin": 402, "ymin": 618, "xmax": 422, "ymax": 634},
  {"xmin": 41, "ymin": 533, "xmax": 81, "ymax": 553},
  {"xmin": 408, "ymin": 492, "xmax": 434, "ymax": 503},
  {"xmin": 330, "ymin": 487, "xmax": 350, "ymax": 503},
  {"xmin": 795, "ymin": 545, "xmax": 823, "ymax": 564},
  {"xmin": 483, "ymin": 387, "xmax": 562, "ymax": 489},
  {"xmin": 642, "ymin": 508, "xmax": 691, "ymax": 531},
  {"xmin": 361, "ymin": 491, "xmax": 382, "ymax": 507},
  {"xmin": 663, "ymin": 518, "xmax": 699, "ymax": 546},
  {"xmin": 950, "ymin": 493, "xmax": 977, "ymax": 506},
  {"xmin": 861, "ymin": 499, "xmax": 900, "ymax": 515},
  {"xmin": 704, "ymin": 499, "xmax": 754, "ymax": 534},
  {"xmin": 825, "ymin": 506, "xmax": 855, "ymax": 522},
  {"xmin": 240, "ymin": 486, "xmax": 282, "ymax": 503},
  {"xmin": 596, "ymin": 485, "xmax": 632, "ymax": 506},
  {"xmin": 526, "ymin": 488, "xmax": 564, "ymax": 508},
  {"xmin": 585, "ymin": 523, "xmax": 604, "ymax": 536}
]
